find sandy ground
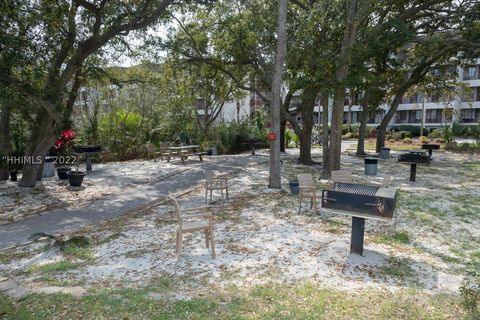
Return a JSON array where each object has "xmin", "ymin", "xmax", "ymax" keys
[{"xmin": 1, "ymin": 148, "xmax": 478, "ymax": 298}]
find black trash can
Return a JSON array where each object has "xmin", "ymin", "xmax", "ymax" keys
[{"xmin": 364, "ymin": 157, "xmax": 378, "ymax": 176}]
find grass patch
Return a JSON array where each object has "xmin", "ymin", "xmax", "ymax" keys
[
  {"xmin": 0, "ymin": 251, "xmax": 33, "ymax": 264},
  {"xmin": 27, "ymin": 261, "xmax": 78, "ymax": 274},
  {"xmin": 375, "ymin": 231, "xmax": 410, "ymax": 245},
  {"xmin": 381, "ymin": 257, "xmax": 417, "ymax": 282},
  {"xmin": 0, "ymin": 283, "xmax": 465, "ymax": 319}
]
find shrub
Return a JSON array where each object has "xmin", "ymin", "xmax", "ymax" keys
[
  {"xmin": 365, "ymin": 126, "xmax": 376, "ymax": 138},
  {"xmin": 442, "ymin": 125, "xmax": 456, "ymax": 149},
  {"xmin": 98, "ymin": 110, "xmax": 146, "ymax": 160},
  {"xmin": 419, "ymin": 136, "xmax": 429, "ymax": 144},
  {"xmin": 394, "ymin": 125, "xmax": 424, "ymax": 137},
  {"xmin": 292, "ymin": 133, "xmax": 300, "ymax": 147},
  {"xmin": 428, "ymin": 129, "xmax": 443, "ymax": 139},
  {"xmin": 403, "ymin": 137, "xmax": 412, "ymax": 144},
  {"xmin": 342, "ymin": 132, "xmax": 355, "ymax": 140},
  {"xmin": 460, "ymin": 258, "xmax": 480, "ymax": 318},
  {"xmin": 200, "ymin": 120, "xmax": 267, "ymax": 154}
]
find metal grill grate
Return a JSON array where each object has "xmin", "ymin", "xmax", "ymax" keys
[{"xmin": 334, "ymin": 183, "xmax": 377, "ymax": 196}]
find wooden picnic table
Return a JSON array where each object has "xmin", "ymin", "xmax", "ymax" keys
[{"xmin": 168, "ymin": 145, "xmax": 205, "ymax": 163}]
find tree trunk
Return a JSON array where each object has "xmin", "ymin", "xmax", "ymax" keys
[
  {"xmin": 0, "ymin": 103, "xmax": 12, "ymax": 181},
  {"xmin": 375, "ymin": 88, "xmax": 406, "ymax": 152},
  {"xmin": 292, "ymin": 91, "xmax": 316, "ymax": 165},
  {"xmin": 321, "ymin": 96, "xmax": 330, "ymax": 178},
  {"xmin": 356, "ymin": 104, "xmax": 369, "ymax": 155},
  {"xmin": 268, "ymin": 0, "xmax": 288, "ymax": 189},
  {"xmin": 280, "ymin": 119, "xmax": 286, "ymax": 152},
  {"xmin": 328, "ymin": 0, "xmax": 362, "ymax": 172},
  {"xmin": 18, "ymin": 112, "xmax": 57, "ymax": 187},
  {"xmin": 329, "ymin": 87, "xmax": 346, "ymax": 171}
]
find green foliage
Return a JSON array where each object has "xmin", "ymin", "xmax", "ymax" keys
[
  {"xmin": 460, "ymin": 257, "xmax": 480, "ymax": 318},
  {"xmin": 0, "ymin": 282, "xmax": 465, "ymax": 319},
  {"xmin": 388, "ymin": 131, "xmax": 411, "ymax": 141},
  {"xmin": 291, "ymin": 133, "xmax": 300, "ymax": 148},
  {"xmin": 28, "ymin": 261, "xmax": 78, "ymax": 274},
  {"xmin": 285, "ymin": 130, "xmax": 293, "ymax": 148},
  {"xmin": 419, "ymin": 136, "xmax": 429, "ymax": 144},
  {"xmin": 393, "ymin": 126, "xmax": 422, "ymax": 137},
  {"xmin": 98, "ymin": 111, "xmax": 147, "ymax": 160},
  {"xmin": 442, "ymin": 124, "xmax": 457, "ymax": 149},
  {"xmin": 381, "ymin": 231, "xmax": 411, "ymax": 245},
  {"xmin": 199, "ymin": 120, "xmax": 267, "ymax": 154},
  {"xmin": 428, "ymin": 129, "xmax": 443, "ymax": 139},
  {"xmin": 403, "ymin": 137, "xmax": 413, "ymax": 144}
]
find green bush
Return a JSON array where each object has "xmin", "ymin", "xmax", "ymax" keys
[
  {"xmin": 285, "ymin": 130, "xmax": 293, "ymax": 148},
  {"xmin": 442, "ymin": 124, "xmax": 456, "ymax": 149},
  {"xmin": 365, "ymin": 126, "xmax": 376, "ymax": 138},
  {"xmin": 201, "ymin": 120, "xmax": 267, "ymax": 154},
  {"xmin": 342, "ymin": 124, "xmax": 359, "ymax": 135},
  {"xmin": 428, "ymin": 129, "xmax": 443, "ymax": 139},
  {"xmin": 292, "ymin": 133, "xmax": 300, "ymax": 147},
  {"xmin": 394, "ymin": 125, "xmax": 424, "ymax": 137},
  {"xmin": 460, "ymin": 258, "xmax": 480, "ymax": 318},
  {"xmin": 342, "ymin": 132, "xmax": 355, "ymax": 140},
  {"xmin": 98, "ymin": 110, "xmax": 147, "ymax": 160},
  {"xmin": 403, "ymin": 137, "xmax": 413, "ymax": 144}
]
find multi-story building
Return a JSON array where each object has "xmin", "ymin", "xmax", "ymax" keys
[{"xmin": 337, "ymin": 62, "xmax": 480, "ymax": 130}]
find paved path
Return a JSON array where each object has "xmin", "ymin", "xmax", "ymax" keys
[{"xmin": 0, "ymin": 156, "xmax": 261, "ymax": 250}]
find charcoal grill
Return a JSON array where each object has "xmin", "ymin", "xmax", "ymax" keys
[
  {"xmin": 421, "ymin": 144, "xmax": 440, "ymax": 158},
  {"xmin": 242, "ymin": 138, "xmax": 262, "ymax": 155},
  {"xmin": 398, "ymin": 151, "xmax": 430, "ymax": 181},
  {"xmin": 73, "ymin": 145, "xmax": 102, "ymax": 171},
  {"xmin": 322, "ymin": 182, "xmax": 397, "ymax": 255}
]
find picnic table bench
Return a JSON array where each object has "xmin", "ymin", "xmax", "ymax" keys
[{"xmin": 168, "ymin": 145, "xmax": 204, "ymax": 163}]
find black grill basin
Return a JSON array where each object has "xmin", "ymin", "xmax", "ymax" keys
[
  {"xmin": 322, "ymin": 182, "xmax": 397, "ymax": 219},
  {"xmin": 73, "ymin": 145, "xmax": 102, "ymax": 153},
  {"xmin": 398, "ymin": 151, "xmax": 430, "ymax": 163},
  {"xmin": 321, "ymin": 182, "xmax": 398, "ymax": 255}
]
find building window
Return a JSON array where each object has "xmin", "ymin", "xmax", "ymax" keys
[
  {"xmin": 461, "ymin": 109, "xmax": 475, "ymax": 123},
  {"xmin": 476, "ymin": 87, "xmax": 480, "ymax": 101},
  {"xmin": 351, "ymin": 111, "xmax": 359, "ymax": 123},
  {"xmin": 409, "ymin": 110, "xmax": 422, "ymax": 123},
  {"xmin": 464, "ymin": 66, "xmax": 478, "ymax": 80},
  {"xmin": 426, "ymin": 109, "xmax": 442, "ymax": 123},
  {"xmin": 398, "ymin": 110, "xmax": 407, "ymax": 121}
]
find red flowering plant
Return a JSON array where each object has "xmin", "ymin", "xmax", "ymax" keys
[{"xmin": 52, "ymin": 129, "xmax": 76, "ymax": 156}]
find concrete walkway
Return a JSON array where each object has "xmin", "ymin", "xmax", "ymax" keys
[{"xmin": 0, "ymin": 156, "xmax": 261, "ymax": 250}]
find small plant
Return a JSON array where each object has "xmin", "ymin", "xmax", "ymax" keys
[
  {"xmin": 403, "ymin": 137, "xmax": 413, "ymax": 144},
  {"xmin": 381, "ymin": 231, "xmax": 410, "ymax": 244},
  {"xmin": 292, "ymin": 133, "xmax": 300, "ymax": 147},
  {"xmin": 460, "ymin": 257, "xmax": 480, "ymax": 318},
  {"xmin": 419, "ymin": 136, "xmax": 429, "ymax": 144}
]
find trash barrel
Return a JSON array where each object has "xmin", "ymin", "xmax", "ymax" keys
[
  {"xmin": 211, "ymin": 145, "xmax": 217, "ymax": 155},
  {"xmin": 42, "ymin": 156, "xmax": 56, "ymax": 178},
  {"xmin": 364, "ymin": 157, "xmax": 378, "ymax": 176},
  {"xmin": 381, "ymin": 147, "xmax": 391, "ymax": 160}
]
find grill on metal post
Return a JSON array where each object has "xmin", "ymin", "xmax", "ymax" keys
[
  {"xmin": 321, "ymin": 182, "xmax": 398, "ymax": 255},
  {"xmin": 398, "ymin": 151, "xmax": 430, "ymax": 182}
]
